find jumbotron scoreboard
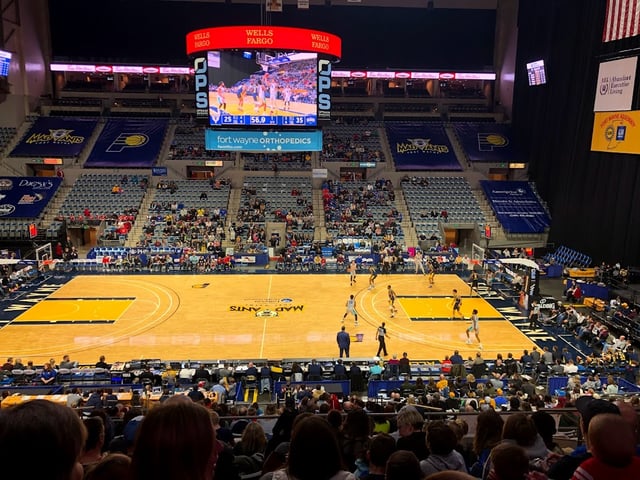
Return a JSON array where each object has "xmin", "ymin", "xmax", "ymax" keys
[{"xmin": 186, "ymin": 26, "xmax": 341, "ymax": 152}]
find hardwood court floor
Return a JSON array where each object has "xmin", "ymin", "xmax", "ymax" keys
[{"xmin": 0, "ymin": 273, "xmax": 536, "ymax": 366}]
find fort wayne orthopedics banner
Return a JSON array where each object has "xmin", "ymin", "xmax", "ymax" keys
[{"xmin": 591, "ymin": 110, "xmax": 640, "ymax": 154}]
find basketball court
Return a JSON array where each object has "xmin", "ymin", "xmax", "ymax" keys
[{"xmin": 0, "ymin": 273, "xmax": 536, "ymax": 366}]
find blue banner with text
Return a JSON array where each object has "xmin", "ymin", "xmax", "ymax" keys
[
  {"xmin": 385, "ymin": 122, "xmax": 461, "ymax": 171},
  {"xmin": 205, "ymin": 129, "xmax": 323, "ymax": 152},
  {"xmin": 10, "ymin": 117, "xmax": 98, "ymax": 158},
  {"xmin": 0, "ymin": 177, "xmax": 62, "ymax": 218},
  {"xmin": 480, "ymin": 180, "xmax": 551, "ymax": 234}
]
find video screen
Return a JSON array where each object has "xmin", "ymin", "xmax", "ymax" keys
[
  {"xmin": 206, "ymin": 50, "xmax": 318, "ymax": 127},
  {"xmin": 526, "ymin": 59, "xmax": 546, "ymax": 86},
  {"xmin": 0, "ymin": 49, "xmax": 12, "ymax": 77}
]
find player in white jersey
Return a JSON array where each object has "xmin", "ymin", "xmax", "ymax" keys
[
  {"xmin": 465, "ymin": 308, "xmax": 482, "ymax": 349},
  {"xmin": 269, "ymin": 80, "xmax": 278, "ymax": 110},
  {"xmin": 255, "ymin": 83, "xmax": 266, "ymax": 112},
  {"xmin": 342, "ymin": 294, "xmax": 358, "ymax": 325},
  {"xmin": 282, "ymin": 86, "xmax": 292, "ymax": 111},
  {"xmin": 414, "ymin": 250, "xmax": 426, "ymax": 274}
]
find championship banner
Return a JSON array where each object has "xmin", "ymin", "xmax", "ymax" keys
[
  {"xmin": 452, "ymin": 123, "xmax": 516, "ymax": 162},
  {"xmin": 594, "ymin": 56, "xmax": 637, "ymax": 112},
  {"xmin": 0, "ymin": 177, "xmax": 62, "ymax": 218},
  {"xmin": 9, "ymin": 117, "xmax": 98, "ymax": 158},
  {"xmin": 480, "ymin": 180, "xmax": 551, "ymax": 234},
  {"xmin": 591, "ymin": 110, "xmax": 640, "ymax": 154},
  {"xmin": 85, "ymin": 119, "xmax": 168, "ymax": 168},
  {"xmin": 385, "ymin": 122, "xmax": 461, "ymax": 171}
]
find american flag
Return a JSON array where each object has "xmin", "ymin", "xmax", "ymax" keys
[{"xmin": 603, "ymin": 0, "xmax": 640, "ymax": 42}]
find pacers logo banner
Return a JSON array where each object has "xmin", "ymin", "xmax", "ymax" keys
[
  {"xmin": 85, "ymin": 118, "xmax": 168, "ymax": 168},
  {"xmin": 452, "ymin": 123, "xmax": 515, "ymax": 162},
  {"xmin": 591, "ymin": 110, "xmax": 640, "ymax": 154}
]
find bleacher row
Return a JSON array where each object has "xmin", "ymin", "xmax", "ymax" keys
[
  {"xmin": 0, "ymin": 113, "xmax": 548, "ymax": 248},
  {"xmin": 2, "ymin": 172, "xmax": 545, "ymax": 256},
  {"xmin": 543, "ymin": 245, "xmax": 592, "ymax": 269},
  {"xmin": 59, "ymin": 174, "xmax": 148, "ymax": 217},
  {"xmin": 403, "ymin": 178, "xmax": 486, "ymax": 228},
  {"xmin": 2, "ymin": 354, "xmax": 638, "ymax": 405}
]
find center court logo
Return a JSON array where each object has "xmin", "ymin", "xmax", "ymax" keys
[{"xmin": 229, "ymin": 297, "xmax": 302, "ymax": 314}]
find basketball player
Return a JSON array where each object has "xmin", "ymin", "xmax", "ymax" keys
[
  {"xmin": 348, "ymin": 259, "xmax": 357, "ymax": 286},
  {"xmin": 387, "ymin": 285, "xmax": 398, "ymax": 318},
  {"xmin": 368, "ymin": 265, "xmax": 378, "ymax": 290},
  {"xmin": 469, "ymin": 270, "xmax": 479, "ymax": 295},
  {"xmin": 452, "ymin": 289, "xmax": 463, "ymax": 320},
  {"xmin": 343, "ymin": 294, "xmax": 358, "ymax": 326},
  {"xmin": 255, "ymin": 82, "xmax": 267, "ymax": 113},
  {"xmin": 466, "ymin": 308, "xmax": 482, "ymax": 349},
  {"xmin": 268, "ymin": 80, "xmax": 278, "ymax": 111},
  {"xmin": 282, "ymin": 85, "xmax": 292, "ymax": 111},
  {"xmin": 414, "ymin": 249, "xmax": 426, "ymax": 275},
  {"xmin": 216, "ymin": 81, "xmax": 226, "ymax": 110},
  {"xmin": 237, "ymin": 84, "xmax": 247, "ymax": 111},
  {"xmin": 427, "ymin": 259, "xmax": 436, "ymax": 287}
]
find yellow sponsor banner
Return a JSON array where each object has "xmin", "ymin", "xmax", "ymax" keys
[{"xmin": 591, "ymin": 110, "xmax": 640, "ymax": 154}]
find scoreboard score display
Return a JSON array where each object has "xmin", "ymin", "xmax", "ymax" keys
[{"xmin": 187, "ymin": 25, "xmax": 341, "ymax": 138}]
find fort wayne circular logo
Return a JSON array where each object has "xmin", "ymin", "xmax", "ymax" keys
[{"xmin": 605, "ymin": 124, "xmax": 615, "ymax": 141}]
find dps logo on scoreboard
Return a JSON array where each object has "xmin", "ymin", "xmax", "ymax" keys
[
  {"xmin": 194, "ymin": 55, "xmax": 209, "ymax": 120},
  {"xmin": 317, "ymin": 57, "xmax": 331, "ymax": 122}
]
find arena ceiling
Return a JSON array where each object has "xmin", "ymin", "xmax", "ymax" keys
[{"xmin": 161, "ymin": 0, "xmax": 498, "ymax": 9}]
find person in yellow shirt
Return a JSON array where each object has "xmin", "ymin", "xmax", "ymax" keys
[{"xmin": 436, "ymin": 373, "xmax": 449, "ymax": 393}]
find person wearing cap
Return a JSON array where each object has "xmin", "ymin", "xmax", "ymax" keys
[
  {"xmin": 547, "ymin": 395, "xmax": 621, "ymax": 480},
  {"xmin": 494, "ymin": 389, "xmax": 508, "ymax": 409}
]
